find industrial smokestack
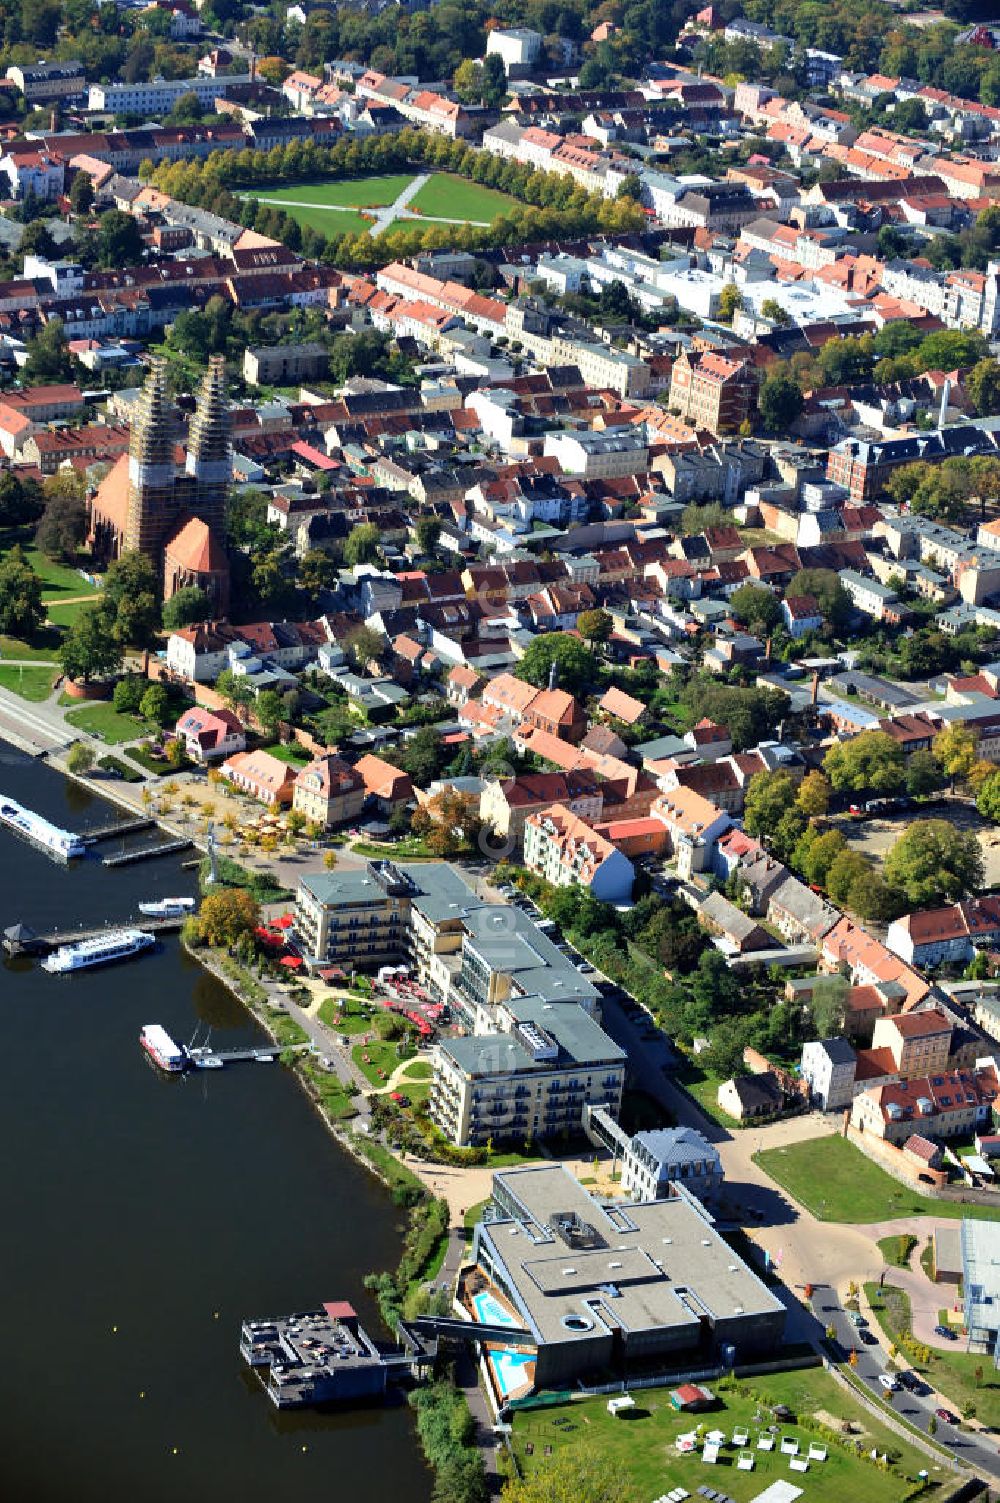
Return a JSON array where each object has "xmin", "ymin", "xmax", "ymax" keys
[{"xmin": 811, "ymin": 670, "xmax": 820, "ymax": 707}]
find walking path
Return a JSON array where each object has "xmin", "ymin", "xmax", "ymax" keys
[
  {"xmin": 254, "ymin": 187, "xmax": 492, "ymax": 235},
  {"xmin": 368, "ymin": 172, "xmax": 429, "ymax": 236}
]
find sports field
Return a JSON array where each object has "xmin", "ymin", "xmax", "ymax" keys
[{"xmin": 407, "ymin": 173, "xmax": 517, "ymax": 222}]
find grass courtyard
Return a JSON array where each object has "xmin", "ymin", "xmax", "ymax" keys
[
  {"xmin": 755, "ymin": 1134, "xmax": 1000, "ymax": 1224},
  {"xmin": 352, "ymin": 1036, "xmax": 417, "ymax": 1088},
  {"xmin": 510, "ymin": 1368, "xmax": 947, "ymax": 1502},
  {"xmin": 242, "ymin": 173, "xmax": 412, "ymax": 236}
]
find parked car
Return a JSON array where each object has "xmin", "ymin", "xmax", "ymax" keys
[
  {"xmin": 849, "ymin": 1312, "xmax": 867, "ymax": 1328},
  {"xmin": 878, "ymin": 1373, "xmax": 900, "ymax": 1392},
  {"xmin": 860, "ymin": 1330, "xmax": 879, "ymax": 1345},
  {"xmin": 935, "ymin": 1408, "xmax": 959, "ymax": 1425},
  {"xmin": 933, "ymin": 1324, "xmax": 958, "ymax": 1341},
  {"xmin": 897, "ymin": 1370, "xmax": 921, "ymax": 1392}
]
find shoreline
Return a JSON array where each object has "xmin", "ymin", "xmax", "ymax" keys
[
  {"xmin": 12, "ymin": 728, "xmax": 418, "ymax": 1205},
  {"xmin": 186, "ymin": 940, "xmax": 411, "ymax": 1196}
]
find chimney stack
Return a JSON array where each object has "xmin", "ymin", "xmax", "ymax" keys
[{"xmin": 811, "ymin": 670, "xmax": 820, "ymax": 706}]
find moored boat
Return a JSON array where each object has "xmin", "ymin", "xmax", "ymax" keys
[
  {"xmin": 0, "ymin": 796, "xmax": 85, "ymax": 861},
  {"xmin": 140, "ymin": 1024, "xmax": 186, "ymax": 1072},
  {"xmin": 41, "ymin": 928, "xmax": 156, "ymax": 974},
  {"xmin": 138, "ymin": 897, "xmax": 196, "ymax": 918}
]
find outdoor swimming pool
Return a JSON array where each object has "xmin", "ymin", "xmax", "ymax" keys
[{"xmin": 472, "ymin": 1291, "xmax": 534, "ymax": 1399}]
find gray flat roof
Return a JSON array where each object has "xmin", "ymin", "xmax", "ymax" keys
[
  {"xmin": 439, "ymin": 995, "xmax": 624, "ymax": 1076},
  {"xmin": 483, "ymin": 1165, "xmax": 783, "ymax": 1348}
]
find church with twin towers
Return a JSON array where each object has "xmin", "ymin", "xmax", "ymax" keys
[{"xmin": 90, "ymin": 355, "xmax": 232, "ymax": 616}]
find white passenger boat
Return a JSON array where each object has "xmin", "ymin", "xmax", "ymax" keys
[
  {"xmin": 138, "ymin": 897, "xmax": 196, "ymax": 918},
  {"xmin": 41, "ymin": 928, "xmax": 156, "ymax": 974},
  {"xmin": 0, "ymin": 796, "xmax": 85, "ymax": 860}
]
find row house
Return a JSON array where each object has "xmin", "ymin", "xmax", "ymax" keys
[
  {"xmin": 887, "ymin": 898, "xmax": 1000, "ymax": 969},
  {"xmin": 851, "ymin": 1064, "xmax": 1000, "ymax": 1145},
  {"xmin": 292, "ymin": 754, "xmax": 366, "ymax": 830},
  {"xmin": 220, "ymin": 750, "xmax": 295, "ymax": 807},
  {"xmin": 821, "ymin": 917, "xmax": 929, "ymax": 1011}
]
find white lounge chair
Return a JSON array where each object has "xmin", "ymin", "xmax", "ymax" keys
[
  {"xmin": 703, "ymin": 1443, "xmax": 720, "ymax": 1465},
  {"xmin": 790, "ymin": 1457, "xmax": 809, "ymax": 1473},
  {"xmin": 732, "ymin": 1429, "xmax": 749, "ymax": 1447},
  {"xmin": 808, "ymin": 1444, "xmax": 827, "ymax": 1462},
  {"xmin": 757, "ymin": 1436, "xmax": 775, "ymax": 1452},
  {"xmin": 737, "ymin": 1453, "xmax": 754, "ymax": 1472},
  {"xmin": 780, "ymin": 1438, "xmax": 800, "ymax": 1456}
]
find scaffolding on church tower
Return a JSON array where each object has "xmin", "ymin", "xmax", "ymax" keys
[
  {"xmin": 185, "ymin": 354, "xmax": 231, "ymax": 543},
  {"xmin": 124, "ymin": 357, "xmax": 179, "ymax": 559}
]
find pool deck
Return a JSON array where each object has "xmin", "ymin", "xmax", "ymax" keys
[{"xmin": 472, "ymin": 1287, "xmax": 536, "ymax": 1402}]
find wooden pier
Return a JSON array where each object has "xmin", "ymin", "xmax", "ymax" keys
[
  {"xmin": 102, "ymin": 838, "xmax": 192, "ymax": 867},
  {"xmin": 81, "ymin": 817, "xmax": 155, "ymax": 846},
  {"xmin": 3, "ymin": 914, "xmax": 186, "ymax": 955}
]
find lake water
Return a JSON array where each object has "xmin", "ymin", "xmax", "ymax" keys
[{"xmin": 0, "ymin": 746, "xmax": 431, "ymax": 1503}]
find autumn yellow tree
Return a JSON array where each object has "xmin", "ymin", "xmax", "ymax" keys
[
  {"xmin": 934, "ymin": 722, "xmax": 979, "ymax": 786},
  {"xmin": 796, "ymin": 770, "xmax": 831, "ymax": 819},
  {"xmin": 197, "ymin": 888, "xmax": 260, "ymax": 947},
  {"xmin": 411, "ymin": 789, "xmax": 482, "ymax": 856}
]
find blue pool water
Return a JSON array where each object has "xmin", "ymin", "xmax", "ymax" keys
[{"xmin": 472, "ymin": 1292, "xmax": 534, "ymax": 1398}]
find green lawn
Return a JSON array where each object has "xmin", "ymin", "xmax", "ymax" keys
[
  {"xmin": 877, "ymin": 1234, "xmax": 917, "ymax": 1268},
  {"xmin": 45, "ymin": 600, "xmax": 91, "ymax": 629},
  {"xmin": 317, "ymin": 998, "xmax": 373, "ymax": 1035},
  {"xmin": 300, "ymin": 1059, "xmax": 358, "ymax": 1123},
  {"xmin": 408, "ymin": 173, "xmax": 518, "ymax": 223},
  {"xmin": 352, "ymin": 1037, "xmax": 416, "ymax": 1088},
  {"xmin": 0, "ymin": 663, "xmax": 56, "ymax": 700},
  {"xmin": 756, "ymin": 1134, "xmax": 1000, "ymax": 1224},
  {"xmin": 260, "ymin": 202, "xmax": 374, "ymax": 237},
  {"xmin": 673, "ymin": 1057, "xmax": 738, "ymax": 1129},
  {"xmin": 0, "ymin": 630, "xmax": 61, "ymax": 661},
  {"xmin": 510, "ymin": 1368, "xmax": 948, "ymax": 1503},
  {"xmin": 241, "ymin": 174, "xmax": 415, "ymax": 237},
  {"xmin": 262, "ymin": 740, "xmax": 311, "ymax": 766},
  {"xmin": 464, "ymin": 1199, "xmax": 488, "ymax": 1236},
  {"xmin": 249, "ymin": 174, "xmax": 414, "ymax": 209},
  {"xmin": 65, "ymin": 702, "xmax": 152, "ymax": 745},
  {"xmin": 10, "ymin": 545, "xmax": 100, "ymax": 602},
  {"xmin": 125, "ymin": 743, "xmax": 184, "ymax": 776},
  {"xmin": 401, "ymin": 1060, "xmax": 432, "ymax": 1081},
  {"xmin": 866, "ymin": 1281, "xmax": 1000, "ymax": 1427}
]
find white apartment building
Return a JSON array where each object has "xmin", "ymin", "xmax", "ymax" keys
[
  {"xmin": 542, "ymin": 428, "xmax": 649, "ymax": 478},
  {"xmin": 486, "ymin": 27, "xmax": 542, "ymax": 69},
  {"xmin": 88, "ymin": 75, "xmax": 250, "ymax": 114},
  {"xmin": 799, "ymin": 1037, "xmax": 858, "ymax": 1111},
  {"xmin": 523, "ymin": 805, "xmax": 635, "ymax": 904},
  {"xmin": 431, "ymin": 996, "xmax": 625, "ymax": 1148},
  {"xmin": 840, "ymin": 569, "xmax": 899, "ymax": 621}
]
